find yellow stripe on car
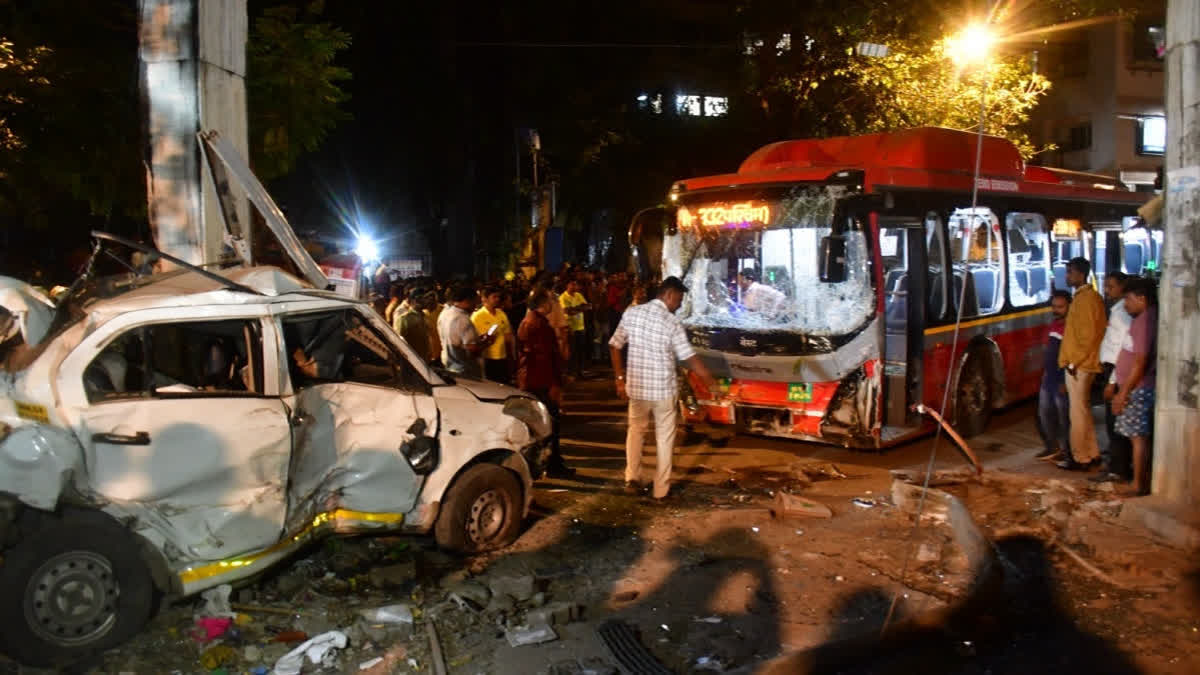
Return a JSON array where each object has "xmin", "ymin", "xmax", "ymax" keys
[{"xmin": 177, "ymin": 509, "xmax": 404, "ymax": 589}]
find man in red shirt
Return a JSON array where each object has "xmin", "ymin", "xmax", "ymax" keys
[{"xmin": 518, "ymin": 289, "xmax": 573, "ymax": 478}]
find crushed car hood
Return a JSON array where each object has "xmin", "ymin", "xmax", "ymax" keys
[{"xmin": 441, "ymin": 376, "xmax": 525, "ymax": 402}]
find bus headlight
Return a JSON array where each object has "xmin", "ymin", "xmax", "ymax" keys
[{"xmin": 502, "ymin": 396, "xmax": 552, "ymax": 439}]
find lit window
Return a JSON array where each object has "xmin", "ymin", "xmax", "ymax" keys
[
  {"xmin": 1138, "ymin": 116, "xmax": 1165, "ymax": 155},
  {"xmin": 676, "ymin": 94, "xmax": 702, "ymax": 116},
  {"xmin": 704, "ymin": 96, "xmax": 729, "ymax": 117}
]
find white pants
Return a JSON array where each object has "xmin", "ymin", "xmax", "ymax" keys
[{"xmin": 626, "ymin": 398, "xmax": 678, "ymax": 499}]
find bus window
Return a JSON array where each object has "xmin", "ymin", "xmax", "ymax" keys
[
  {"xmin": 1122, "ymin": 222, "xmax": 1162, "ymax": 277},
  {"xmin": 1004, "ymin": 213, "xmax": 1051, "ymax": 307},
  {"xmin": 925, "ymin": 213, "xmax": 947, "ymax": 321},
  {"xmin": 1051, "ymin": 233, "xmax": 1086, "ymax": 290},
  {"xmin": 1090, "ymin": 227, "xmax": 1122, "ymax": 281},
  {"xmin": 879, "ymin": 227, "xmax": 908, "ymax": 334},
  {"xmin": 948, "ymin": 207, "xmax": 1003, "ymax": 317}
]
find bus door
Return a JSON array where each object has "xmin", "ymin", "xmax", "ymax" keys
[{"xmin": 878, "ymin": 216, "xmax": 928, "ymax": 428}]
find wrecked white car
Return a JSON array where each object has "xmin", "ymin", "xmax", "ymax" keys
[{"xmin": 0, "ymin": 133, "xmax": 551, "ymax": 666}]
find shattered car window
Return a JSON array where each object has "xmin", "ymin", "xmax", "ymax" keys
[
  {"xmin": 283, "ymin": 309, "xmax": 426, "ymax": 391},
  {"xmin": 84, "ymin": 319, "xmax": 262, "ymax": 403},
  {"xmin": 674, "ymin": 185, "xmax": 875, "ymax": 336}
]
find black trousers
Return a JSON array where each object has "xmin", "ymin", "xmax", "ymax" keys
[
  {"xmin": 527, "ymin": 387, "xmax": 563, "ymax": 466},
  {"xmin": 484, "ymin": 358, "xmax": 511, "ymax": 385},
  {"xmin": 569, "ymin": 331, "xmax": 588, "ymax": 376}
]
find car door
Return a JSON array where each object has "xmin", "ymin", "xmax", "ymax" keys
[
  {"xmin": 278, "ymin": 305, "xmax": 439, "ymax": 532},
  {"xmin": 64, "ymin": 312, "xmax": 292, "ymax": 562}
]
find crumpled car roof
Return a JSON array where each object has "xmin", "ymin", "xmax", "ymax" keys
[{"xmin": 0, "ymin": 277, "xmax": 57, "ymax": 346}]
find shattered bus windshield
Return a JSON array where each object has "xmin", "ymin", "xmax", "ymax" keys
[{"xmin": 670, "ymin": 185, "xmax": 874, "ymax": 337}]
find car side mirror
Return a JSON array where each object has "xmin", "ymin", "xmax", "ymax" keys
[
  {"xmin": 399, "ymin": 418, "xmax": 439, "ymax": 475},
  {"xmin": 819, "ymin": 235, "xmax": 847, "ymax": 283}
]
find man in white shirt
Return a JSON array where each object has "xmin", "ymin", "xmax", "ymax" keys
[
  {"xmin": 736, "ymin": 267, "xmax": 786, "ymax": 317},
  {"xmin": 609, "ymin": 277, "xmax": 718, "ymax": 499},
  {"xmin": 1093, "ymin": 271, "xmax": 1133, "ymax": 483},
  {"xmin": 438, "ymin": 285, "xmax": 494, "ymax": 377}
]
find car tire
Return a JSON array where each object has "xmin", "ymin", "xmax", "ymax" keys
[
  {"xmin": 434, "ymin": 463, "xmax": 524, "ymax": 553},
  {"xmin": 0, "ymin": 509, "xmax": 156, "ymax": 667},
  {"xmin": 954, "ymin": 350, "xmax": 993, "ymax": 438}
]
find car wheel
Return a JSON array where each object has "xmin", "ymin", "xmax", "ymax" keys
[
  {"xmin": 954, "ymin": 350, "xmax": 993, "ymax": 438},
  {"xmin": 435, "ymin": 463, "xmax": 524, "ymax": 553},
  {"xmin": 0, "ymin": 510, "xmax": 156, "ymax": 667}
]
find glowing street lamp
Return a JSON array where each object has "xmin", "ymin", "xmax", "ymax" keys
[
  {"xmin": 354, "ymin": 234, "xmax": 380, "ymax": 262},
  {"xmin": 946, "ymin": 22, "xmax": 996, "ymax": 67}
]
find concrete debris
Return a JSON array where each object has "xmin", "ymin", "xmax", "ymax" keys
[
  {"xmin": 506, "ymin": 622, "xmax": 558, "ymax": 647},
  {"xmin": 527, "ymin": 601, "xmax": 583, "ymax": 627},
  {"xmin": 487, "ymin": 572, "xmax": 537, "ymax": 601},
  {"xmin": 486, "ymin": 593, "xmax": 518, "ymax": 615},
  {"xmin": 243, "ymin": 644, "xmax": 262, "ymax": 663},
  {"xmin": 916, "ymin": 541, "xmax": 941, "ymax": 563},
  {"xmin": 446, "ymin": 579, "xmax": 492, "ymax": 607},
  {"xmin": 198, "ymin": 583, "xmax": 236, "ymax": 618},
  {"xmin": 359, "ymin": 656, "xmax": 384, "ymax": 670},
  {"xmin": 771, "ymin": 491, "xmax": 833, "ymax": 519},
  {"xmin": 368, "ymin": 560, "xmax": 417, "ymax": 588},
  {"xmin": 795, "ymin": 461, "xmax": 848, "ymax": 481}
]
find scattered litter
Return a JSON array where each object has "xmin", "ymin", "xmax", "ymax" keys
[
  {"xmin": 696, "ymin": 655, "xmax": 726, "ymax": 671},
  {"xmin": 243, "ymin": 645, "xmax": 261, "ymax": 662},
  {"xmin": 272, "ymin": 630, "xmax": 348, "ymax": 675},
  {"xmin": 199, "ymin": 644, "xmax": 237, "ymax": 670},
  {"xmin": 660, "ymin": 624, "xmax": 669, "ymax": 631},
  {"xmin": 613, "ymin": 589, "xmax": 640, "ymax": 603},
  {"xmin": 851, "ymin": 498, "xmax": 878, "ymax": 508},
  {"xmin": 198, "ymin": 583, "xmax": 236, "ymax": 618},
  {"xmin": 694, "ymin": 616, "xmax": 723, "ymax": 624},
  {"xmin": 772, "ymin": 492, "xmax": 833, "ymax": 519},
  {"xmin": 506, "ymin": 623, "xmax": 558, "ymax": 647},
  {"xmin": 751, "ymin": 526, "xmax": 760, "ymax": 533},
  {"xmin": 251, "ymin": 667, "xmax": 269, "ymax": 675},
  {"xmin": 273, "ymin": 630, "xmax": 309, "ymax": 643},
  {"xmin": 359, "ymin": 604, "xmax": 414, "ymax": 624},
  {"xmin": 359, "ymin": 656, "xmax": 384, "ymax": 670},
  {"xmin": 795, "ymin": 529, "xmax": 804, "ymax": 536},
  {"xmin": 232, "ymin": 603, "xmax": 298, "ymax": 617},
  {"xmin": 835, "ymin": 575, "xmax": 845, "ymax": 582},
  {"xmin": 547, "ymin": 488, "xmax": 568, "ymax": 492},
  {"xmin": 193, "ymin": 617, "xmax": 232, "ymax": 643}
]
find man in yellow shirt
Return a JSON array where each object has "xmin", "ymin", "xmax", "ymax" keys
[
  {"xmin": 560, "ymin": 278, "xmax": 591, "ymax": 377},
  {"xmin": 1057, "ymin": 257, "xmax": 1107, "ymax": 470},
  {"xmin": 471, "ymin": 285, "xmax": 515, "ymax": 384}
]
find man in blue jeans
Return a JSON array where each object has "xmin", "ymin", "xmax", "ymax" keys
[{"xmin": 1037, "ymin": 290, "xmax": 1072, "ymax": 460}]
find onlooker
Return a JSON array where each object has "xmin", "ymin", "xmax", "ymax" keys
[
  {"xmin": 384, "ymin": 284, "xmax": 404, "ymax": 325},
  {"xmin": 1093, "ymin": 271, "xmax": 1133, "ymax": 482},
  {"xmin": 606, "ymin": 272, "xmax": 629, "ymax": 340},
  {"xmin": 560, "ymin": 278, "xmax": 590, "ymax": 377},
  {"xmin": 538, "ymin": 280, "xmax": 569, "ymax": 361},
  {"xmin": 1057, "ymin": 257, "xmax": 1106, "ymax": 470},
  {"xmin": 609, "ymin": 277, "xmax": 718, "ymax": 499},
  {"xmin": 518, "ymin": 289, "xmax": 572, "ymax": 478},
  {"xmin": 1111, "ymin": 277, "xmax": 1158, "ymax": 496},
  {"xmin": 424, "ymin": 289, "xmax": 444, "ymax": 364},
  {"xmin": 590, "ymin": 272, "xmax": 609, "ymax": 361},
  {"xmin": 1036, "ymin": 290, "xmax": 1072, "ymax": 461},
  {"xmin": 437, "ymin": 285, "xmax": 493, "ymax": 377},
  {"xmin": 471, "ymin": 285, "xmax": 515, "ymax": 384},
  {"xmin": 396, "ymin": 287, "xmax": 433, "ymax": 363}
]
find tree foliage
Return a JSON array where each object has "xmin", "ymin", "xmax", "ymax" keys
[
  {"xmin": 247, "ymin": 1, "xmax": 352, "ymax": 181},
  {"xmin": 0, "ymin": 38, "xmax": 50, "ymax": 153},
  {"xmin": 838, "ymin": 39, "xmax": 1053, "ymax": 158}
]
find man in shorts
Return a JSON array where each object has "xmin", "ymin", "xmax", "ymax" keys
[{"xmin": 1110, "ymin": 277, "xmax": 1157, "ymax": 496}]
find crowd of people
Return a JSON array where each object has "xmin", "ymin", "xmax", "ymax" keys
[
  {"xmin": 371, "ymin": 267, "xmax": 664, "ymax": 482},
  {"xmin": 1037, "ymin": 257, "xmax": 1159, "ymax": 496}
]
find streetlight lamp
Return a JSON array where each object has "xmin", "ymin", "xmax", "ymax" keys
[{"xmin": 946, "ymin": 22, "xmax": 996, "ymax": 68}]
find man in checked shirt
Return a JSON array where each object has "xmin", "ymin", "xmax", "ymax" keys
[{"xmin": 609, "ymin": 277, "xmax": 719, "ymax": 499}]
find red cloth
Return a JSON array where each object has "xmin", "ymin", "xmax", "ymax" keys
[
  {"xmin": 517, "ymin": 309, "xmax": 563, "ymax": 390},
  {"xmin": 607, "ymin": 282, "xmax": 627, "ymax": 313}
]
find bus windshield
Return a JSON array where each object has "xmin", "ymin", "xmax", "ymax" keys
[{"xmin": 670, "ymin": 185, "xmax": 874, "ymax": 336}]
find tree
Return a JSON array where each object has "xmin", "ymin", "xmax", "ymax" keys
[
  {"xmin": 247, "ymin": 1, "xmax": 352, "ymax": 181},
  {"xmin": 838, "ymin": 39, "xmax": 1052, "ymax": 158},
  {"xmin": 0, "ymin": 38, "xmax": 50, "ymax": 153}
]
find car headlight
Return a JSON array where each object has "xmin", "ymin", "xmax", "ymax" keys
[{"xmin": 502, "ymin": 396, "xmax": 551, "ymax": 439}]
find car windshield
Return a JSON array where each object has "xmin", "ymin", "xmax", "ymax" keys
[{"xmin": 670, "ymin": 185, "xmax": 875, "ymax": 336}]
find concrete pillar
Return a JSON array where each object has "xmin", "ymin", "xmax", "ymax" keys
[
  {"xmin": 1153, "ymin": 0, "xmax": 1200, "ymax": 504},
  {"xmin": 139, "ymin": 0, "xmax": 248, "ymax": 266}
]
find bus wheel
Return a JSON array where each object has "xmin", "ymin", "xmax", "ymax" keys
[{"xmin": 954, "ymin": 352, "xmax": 993, "ymax": 438}]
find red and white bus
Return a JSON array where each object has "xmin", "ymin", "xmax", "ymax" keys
[{"xmin": 657, "ymin": 127, "xmax": 1156, "ymax": 447}]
